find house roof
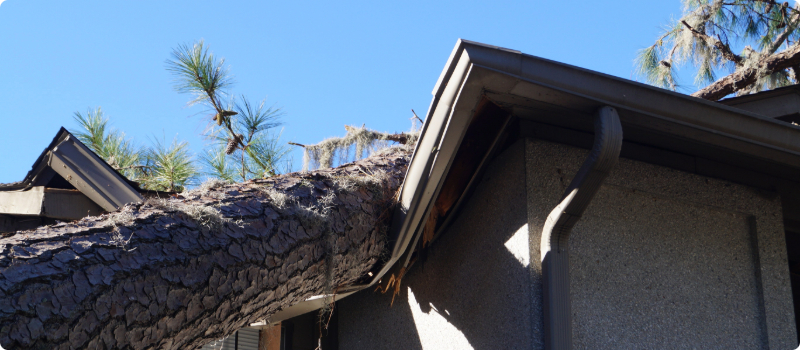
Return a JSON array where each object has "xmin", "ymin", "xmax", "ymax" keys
[
  {"xmin": 0, "ymin": 127, "xmax": 143, "ymax": 213},
  {"xmin": 720, "ymin": 85, "xmax": 800, "ymax": 122},
  {"xmin": 269, "ymin": 39, "xmax": 800, "ymax": 324},
  {"xmin": 0, "ymin": 182, "xmax": 24, "ymax": 191},
  {"xmin": 371, "ymin": 40, "xmax": 800, "ymax": 287}
]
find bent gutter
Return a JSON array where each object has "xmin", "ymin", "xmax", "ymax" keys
[{"xmin": 541, "ymin": 106, "xmax": 622, "ymax": 350}]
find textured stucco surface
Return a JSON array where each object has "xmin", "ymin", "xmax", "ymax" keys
[
  {"xmin": 526, "ymin": 138, "xmax": 796, "ymax": 349},
  {"xmin": 339, "ymin": 140, "xmax": 533, "ymax": 350},
  {"xmin": 337, "ymin": 136, "xmax": 795, "ymax": 349}
]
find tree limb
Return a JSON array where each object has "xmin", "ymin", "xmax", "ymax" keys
[
  {"xmin": 681, "ymin": 20, "xmax": 743, "ymax": 66},
  {"xmin": 767, "ymin": 9, "xmax": 800, "ymax": 54},
  {"xmin": 0, "ymin": 148, "xmax": 411, "ymax": 350},
  {"xmin": 692, "ymin": 42, "xmax": 800, "ymax": 100}
]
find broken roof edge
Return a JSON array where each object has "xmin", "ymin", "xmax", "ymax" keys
[
  {"xmin": 372, "ymin": 39, "xmax": 800, "ymax": 286},
  {"xmin": 270, "ymin": 40, "xmax": 800, "ymax": 321},
  {"xmin": 17, "ymin": 127, "xmax": 144, "ymax": 190},
  {"xmin": 7, "ymin": 127, "xmax": 144, "ymax": 211}
]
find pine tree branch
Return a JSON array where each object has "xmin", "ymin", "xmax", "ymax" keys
[
  {"xmin": 745, "ymin": 0, "xmax": 800, "ymax": 14},
  {"xmin": 693, "ymin": 42, "xmax": 800, "ymax": 100},
  {"xmin": 681, "ymin": 20, "xmax": 743, "ymax": 66},
  {"xmin": 767, "ymin": 10, "xmax": 800, "ymax": 54}
]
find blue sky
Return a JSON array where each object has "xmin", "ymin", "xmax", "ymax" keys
[{"xmin": 0, "ymin": 0, "xmax": 685, "ymax": 184}]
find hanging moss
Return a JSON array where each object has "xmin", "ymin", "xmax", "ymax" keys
[{"xmin": 301, "ymin": 126, "xmax": 418, "ymax": 171}]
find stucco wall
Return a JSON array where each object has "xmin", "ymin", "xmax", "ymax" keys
[
  {"xmin": 338, "ymin": 137, "xmax": 796, "ymax": 349},
  {"xmin": 526, "ymin": 139, "xmax": 796, "ymax": 349},
  {"xmin": 338, "ymin": 140, "xmax": 533, "ymax": 349}
]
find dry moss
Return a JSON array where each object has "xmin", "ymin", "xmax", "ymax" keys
[
  {"xmin": 195, "ymin": 178, "xmax": 231, "ymax": 193},
  {"xmin": 147, "ymin": 197, "xmax": 228, "ymax": 230},
  {"xmin": 302, "ymin": 126, "xmax": 410, "ymax": 171},
  {"xmin": 103, "ymin": 211, "xmax": 137, "ymax": 251}
]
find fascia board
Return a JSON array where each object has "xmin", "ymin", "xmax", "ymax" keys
[
  {"xmin": 264, "ymin": 291, "xmax": 356, "ymax": 325},
  {"xmin": 720, "ymin": 85, "xmax": 800, "ymax": 105},
  {"xmin": 372, "ymin": 42, "xmax": 480, "ymax": 283},
  {"xmin": 18, "ymin": 129, "xmax": 70, "ymax": 187},
  {"xmin": 457, "ymin": 41, "xmax": 800, "ymax": 156},
  {"xmin": 721, "ymin": 92, "xmax": 800, "ymax": 118},
  {"xmin": 48, "ymin": 135, "xmax": 143, "ymax": 211},
  {"xmin": 467, "ymin": 64, "xmax": 800, "ymax": 169}
]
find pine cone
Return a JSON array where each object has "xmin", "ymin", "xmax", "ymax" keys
[
  {"xmin": 224, "ymin": 134, "xmax": 243, "ymax": 155},
  {"xmin": 225, "ymin": 138, "xmax": 238, "ymax": 155},
  {"xmin": 214, "ymin": 110, "xmax": 238, "ymax": 126}
]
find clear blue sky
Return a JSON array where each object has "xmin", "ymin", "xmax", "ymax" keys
[{"xmin": 0, "ymin": 0, "xmax": 685, "ymax": 184}]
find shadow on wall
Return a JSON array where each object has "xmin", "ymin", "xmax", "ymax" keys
[{"xmin": 339, "ymin": 141, "xmax": 537, "ymax": 350}]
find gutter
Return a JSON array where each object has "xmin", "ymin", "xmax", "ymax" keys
[{"xmin": 540, "ymin": 106, "xmax": 622, "ymax": 350}]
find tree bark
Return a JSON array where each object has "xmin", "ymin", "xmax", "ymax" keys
[
  {"xmin": 692, "ymin": 42, "xmax": 800, "ymax": 101},
  {"xmin": 0, "ymin": 147, "xmax": 410, "ymax": 350}
]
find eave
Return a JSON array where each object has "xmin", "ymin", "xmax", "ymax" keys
[{"xmin": 375, "ymin": 39, "xmax": 800, "ymax": 287}]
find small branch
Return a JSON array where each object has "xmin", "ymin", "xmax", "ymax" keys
[
  {"xmin": 767, "ymin": 10, "xmax": 800, "ymax": 54},
  {"xmin": 411, "ymin": 109, "xmax": 424, "ymax": 123},
  {"xmin": 681, "ymin": 20, "xmax": 743, "ymax": 66},
  {"xmin": 288, "ymin": 142, "xmax": 307, "ymax": 148},
  {"xmin": 383, "ymin": 133, "xmax": 414, "ymax": 144},
  {"xmin": 749, "ymin": 0, "xmax": 800, "ymax": 14}
]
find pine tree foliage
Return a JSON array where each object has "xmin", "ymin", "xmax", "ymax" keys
[
  {"xmin": 167, "ymin": 41, "xmax": 288, "ymax": 181},
  {"xmin": 73, "ymin": 108, "xmax": 143, "ymax": 181},
  {"xmin": 71, "ymin": 108, "xmax": 198, "ymax": 192},
  {"xmin": 140, "ymin": 138, "xmax": 198, "ymax": 192},
  {"xmin": 637, "ymin": 0, "xmax": 800, "ymax": 97}
]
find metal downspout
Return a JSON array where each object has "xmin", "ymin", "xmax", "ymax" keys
[{"xmin": 540, "ymin": 106, "xmax": 623, "ymax": 350}]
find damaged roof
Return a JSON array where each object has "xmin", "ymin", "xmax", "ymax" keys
[
  {"xmin": 1, "ymin": 127, "xmax": 143, "ymax": 213},
  {"xmin": 267, "ymin": 39, "xmax": 800, "ymax": 323}
]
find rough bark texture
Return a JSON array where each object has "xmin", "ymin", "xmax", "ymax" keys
[
  {"xmin": 692, "ymin": 42, "xmax": 800, "ymax": 100},
  {"xmin": 0, "ymin": 147, "xmax": 410, "ymax": 350}
]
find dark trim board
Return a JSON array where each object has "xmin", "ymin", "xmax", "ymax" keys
[{"xmin": 0, "ymin": 128, "xmax": 144, "ymax": 227}]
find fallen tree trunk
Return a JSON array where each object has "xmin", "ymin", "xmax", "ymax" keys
[{"xmin": 0, "ymin": 146, "xmax": 410, "ymax": 350}]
